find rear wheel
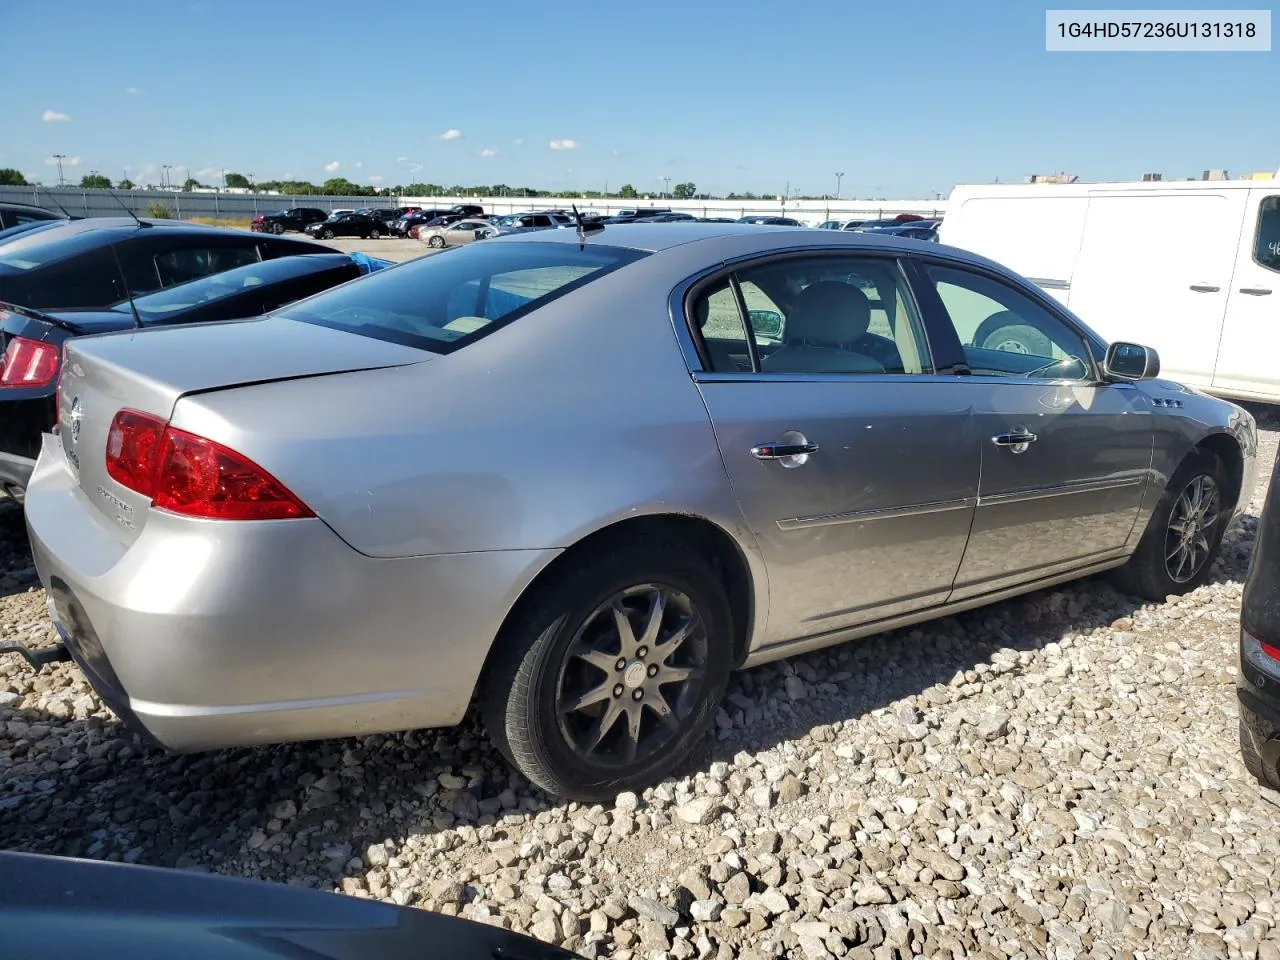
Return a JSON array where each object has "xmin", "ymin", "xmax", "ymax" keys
[
  {"xmin": 975, "ymin": 321, "xmax": 1052, "ymax": 356},
  {"xmin": 271, "ymin": 222, "xmax": 286, "ymax": 235},
  {"xmin": 370, "ymin": 227, "xmax": 382, "ymax": 239},
  {"xmin": 428, "ymin": 235, "xmax": 445, "ymax": 248},
  {"xmin": 1241, "ymin": 715, "xmax": 1280, "ymax": 790},
  {"xmin": 480, "ymin": 539, "xmax": 733, "ymax": 801},
  {"xmin": 1114, "ymin": 448, "xmax": 1228, "ymax": 601},
  {"xmin": 320, "ymin": 228, "xmax": 334, "ymax": 240}
]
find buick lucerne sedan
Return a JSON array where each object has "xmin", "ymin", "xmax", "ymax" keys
[{"xmin": 22, "ymin": 224, "xmax": 1258, "ymax": 800}]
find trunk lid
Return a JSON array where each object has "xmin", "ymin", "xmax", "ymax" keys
[{"xmin": 55, "ymin": 315, "xmax": 431, "ymax": 542}]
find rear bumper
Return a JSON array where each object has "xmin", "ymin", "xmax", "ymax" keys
[
  {"xmin": 1238, "ymin": 634, "xmax": 1280, "ymax": 770},
  {"xmin": 25, "ymin": 433, "xmax": 558, "ymax": 752}
]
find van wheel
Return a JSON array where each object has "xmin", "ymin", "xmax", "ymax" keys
[
  {"xmin": 1113, "ymin": 448, "xmax": 1227, "ymax": 601},
  {"xmin": 480, "ymin": 539, "xmax": 732, "ymax": 801},
  {"xmin": 975, "ymin": 320, "xmax": 1053, "ymax": 356}
]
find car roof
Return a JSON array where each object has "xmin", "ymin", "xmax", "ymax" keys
[
  {"xmin": 487, "ymin": 221, "xmax": 1011, "ymax": 269},
  {"xmin": 0, "ymin": 216, "xmax": 271, "ymax": 258}
]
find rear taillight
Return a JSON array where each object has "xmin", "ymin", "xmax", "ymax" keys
[
  {"xmin": 105, "ymin": 408, "xmax": 313, "ymax": 521},
  {"xmin": 1243, "ymin": 628, "xmax": 1280, "ymax": 680},
  {"xmin": 0, "ymin": 336, "xmax": 60, "ymax": 388}
]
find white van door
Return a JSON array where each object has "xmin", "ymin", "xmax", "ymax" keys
[
  {"xmin": 1211, "ymin": 190, "xmax": 1280, "ymax": 401},
  {"xmin": 1066, "ymin": 191, "xmax": 1249, "ymax": 388}
]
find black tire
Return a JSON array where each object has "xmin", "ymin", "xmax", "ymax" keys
[
  {"xmin": 320, "ymin": 228, "xmax": 334, "ymax": 240},
  {"xmin": 271, "ymin": 222, "xmax": 285, "ymax": 235},
  {"xmin": 1240, "ymin": 715, "xmax": 1280, "ymax": 790},
  {"xmin": 1113, "ymin": 448, "xmax": 1228, "ymax": 601},
  {"xmin": 974, "ymin": 319, "xmax": 1053, "ymax": 356},
  {"xmin": 370, "ymin": 228, "xmax": 382, "ymax": 239},
  {"xmin": 480, "ymin": 538, "xmax": 733, "ymax": 801}
]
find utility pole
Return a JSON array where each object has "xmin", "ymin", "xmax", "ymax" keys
[
  {"xmin": 52, "ymin": 154, "xmax": 67, "ymax": 187},
  {"xmin": 663, "ymin": 176, "xmax": 671, "ymax": 199},
  {"xmin": 835, "ymin": 171, "xmax": 844, "ymax": 199},
  {"xmin": 161, "ymin": 164, "xmax": 172, "ymax": 189}
]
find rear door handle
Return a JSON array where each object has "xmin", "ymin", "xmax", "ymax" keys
[
  {"xmin": 992, "ymin": 431, "xmax": 1038, "ymax": 452},
  {"xmin": 1239, "ymin": 287, "xmax": 1273, "ymax": 296},
  {"xmin": 1189, "ymin": 284, "xmax": 1221, "ymax": 293},
  {"xmin": 751, "ymin": 442, "xmax": 820, "ymax": 460}
]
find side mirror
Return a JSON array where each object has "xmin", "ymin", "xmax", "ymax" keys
[
  {"xmin": 1103, "ymin": 341, "xmax": 1160, "ymax": 381},
  {"xmin": 748, "ymin": 309, "xmax": 783, "ymax": 340}
]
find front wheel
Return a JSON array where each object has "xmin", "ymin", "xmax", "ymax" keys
[
  {"xmin": 1114, "ymin": 448, "xmax": 1229, "ymax": 601},
  {"xmin": 428, "ymin": 235, "xmax": 445, "ymax": 248},
  {"xmin": 370, "ymin": 228, "xmax": 382, "ymax": 239},
  {"xmin": 320, "ymin": 228, "xmax": 334, "ymax": 240},
  {"xmin": 480, "ymin": 539, "xmax": 733, "ymax": 801},
  {"xmin": 271, "ymin": 222, "xmax": 286, "ymax": 235}
]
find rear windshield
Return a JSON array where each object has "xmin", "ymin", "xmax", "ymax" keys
[
  {"xmin": 124, "ymin": 254, "xmax": 347, "ymax": 323},
  {"xmin": 0, "ymin": 227, "xmax": 114, "ymax": 272},
  {"xmin": 281, "ymin": 240, "xmax": 648, "ymax": 354}
]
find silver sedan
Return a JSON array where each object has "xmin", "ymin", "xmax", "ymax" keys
[
  {"xmin": 24, "ymin": 224, "xmax": 1258, "ymax": 800},
  {"xmin": 418, "ymin": 218, "xmax": 497, "ymax": 249}
]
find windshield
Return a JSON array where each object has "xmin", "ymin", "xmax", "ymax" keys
[
  {"xmin": 281, "ymin": 240, "xmax": 647, "ymax": 354},
  {"xmin": 119, "ymin": 254, "xmax": 345, "ymax": 322}
]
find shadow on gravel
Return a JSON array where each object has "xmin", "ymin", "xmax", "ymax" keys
[
  {"xmin": 0, "ymin": 418, "xmax": 1270, "ymax": 883},
  {"xmin": 0, "ymin": 499, "xmax": 41, "ymax": 601}
]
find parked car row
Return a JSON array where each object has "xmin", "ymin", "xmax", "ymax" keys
[
  {"xmin": 0, "ymin": 216, "xmax": 389, "ymax": 500},
  {"xmin": 1, "ymin": 216, "xmax": 1262, "ymax": 802}
]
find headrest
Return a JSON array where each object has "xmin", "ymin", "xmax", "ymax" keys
[{"xmin": 787, "ymin": 282, "xmax": 871, "ymax": 345}]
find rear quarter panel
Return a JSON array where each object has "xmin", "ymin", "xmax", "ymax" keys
[{"xmin": 170, "ymin": 247, "xmax": 762, "ymax": 567}]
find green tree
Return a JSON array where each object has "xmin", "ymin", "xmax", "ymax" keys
[
  {"xmin": 182, "ymin": 177, "xmax": 204, "ymax": 192},
  {"xmin": 672, "ymin": 182, "xmax": 697, "ymax": 200},
  {"xmin": 223, "ymin": 172, "xmax": 251, "ymax": 189},
  {"xmin": 0, "ymin": 168, "xmax": 28, "ymax": 186},
  {"xmin": 117, "ymin": 178, "xmax": 135, "ymax": 190},
  {"xmin": 80, "ymin": 173, "xmax": 112, "ymax": 189},
  {"xmin": 143, "ymin": 201, "xmax": 173, "ymax": 218},
  {"xmin": 617, "ymin": 183, "xmax": 638, "ymax": 199}
]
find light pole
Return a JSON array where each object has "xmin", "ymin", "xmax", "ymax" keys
[
  {"xmin": 52, "ymin": 154, "xmax": 67, "ymax": 187},
  {"xmin": 835, "ymin": 171, "xmax": 844, "ymax": 199},
  {"xmin": 161, "ymin": 164, "xmax": 173, "ymax": 189},
  {"xmin": 662, "ymin": 176, "xmax": 671, "ymax": 199}
]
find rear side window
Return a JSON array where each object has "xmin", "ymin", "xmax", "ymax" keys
[
  {"xmin": 1256, "ymin": 196, "xmax": 1280, "ymax": 273},
  {"xmin": 155, "ymin": 245, "xmax": 260, "ymax": 287},
  {"xmin": 282, "ymin": 241, "xmax": 648, "ymax": 354}
]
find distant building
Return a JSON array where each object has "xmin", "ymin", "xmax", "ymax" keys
[
  {"xmin": 1141, "ymin": 172, "xmax": 1163, "ymax": 182},
  {"xmin": 1243, "ymin": 171, "xmax": 1277, "ymax": 181},
  {"xmin": 1202, "ymin": 169, "xmax": 1229, "ymax": 180},
  {"xmin": 1024, "ymin": 173, "xmax": 1078, "ymax": 184}
]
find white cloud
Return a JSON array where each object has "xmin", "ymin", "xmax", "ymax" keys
[
  {"xmin": 355, "ymin": 161, "xmax": 363, "ymax": 168},
  {"xmin": 408, "ymin": 162, "xmax": 423, "ymax": 174},
  {"xmin": 397, "ymin": 155, "xmax": 409, "ymax": 162},
  {"xmin": 45, "ymin": 155, "xmax": 81, "ymax": 167},
  {"xmin": 479, "ymin": 148, "xmax": 498, "ymax": 158},
  {"xmin": 438, "ymin": 129, "xmax": 462, "ymax": 141},
  {"xmin": 324, "ymin": 160, "xmax": 341, "ymax": 173},
  {"xmin": 549, "ymin": 139, "xmax": 578, "ymax": 151},
  {"xmin": 126, "ymin": 87, "xmax": 142, "ymax": 95},
  {"xmin": 369, "ymin": 175, "xmax": 385, "ymax": 184},
  {"xmin": 42, "ymin": 110, "xmax": 70, "ymax": 123},
  {"xmin": 195, "ymin": 167, "xmax": 221, "ymax": 179},
  {"xmin": 512, "ymin": 137, "xmax": 525, "ymax": 146}
]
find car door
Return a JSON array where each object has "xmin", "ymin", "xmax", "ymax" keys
[
  {"xmin": 911, "ymin": 259, "xmax": 1155, "ymax": 600},
  {"xmin": 1211, "ymin": 190, "xmax": 1280, "ymax": 400},
  {"xmin": 685, "ymin": 252, "xmax": 980, "ymax": 647}
]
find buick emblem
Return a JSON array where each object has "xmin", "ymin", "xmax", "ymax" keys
[{"xmin": 68, "ymin": 395, "xmax": 83, "ymax": 444}]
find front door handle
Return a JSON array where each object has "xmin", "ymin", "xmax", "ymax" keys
[
  {"xmin": 1239, "ymin": 287, "xmax": 1273, "ymax": 296},
  {"xmin": 992, "ymin": 431, "xmax": 1038, "ymax": 453},
  {"xmin": 1189, "ymin": 283, "xmax": 1221, "ymax": 293},
  {"xmin": 751, "ymin": 441, "xmax": 820, "ymax": 460}
]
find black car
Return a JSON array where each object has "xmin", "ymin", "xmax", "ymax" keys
[
  {"xmin": 0, "ymin": 201, "xmax": 69, "ymax": 230},
  {"xmin": 392, "ymin": 205, "xmax": 482, "ymax": 236},
  {"xmin": 252, "ymin": 206, "xmax": 329, "ymax": 234},
  {"xmin": 304, "ymin": 212, "xmax": 389, "ymax": 240},
  {"xmin": 0, "ymin": 217, "xmax": 329, "ymax": 311},
  {"xmin": 0, "ymin": 851, "xmax": 578, "ymax": 960},
  {"xmin": 1240, "ymin": 448, "xmax": 1280, "ymax": 791},
  {"xmin": 735, "ymin": 215, "xmax": 804, "ymax": 226}
]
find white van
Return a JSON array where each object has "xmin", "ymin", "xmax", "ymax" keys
[{"xmin": 938, "ymin": 175, "xmax": 1280, "ymax": 403}]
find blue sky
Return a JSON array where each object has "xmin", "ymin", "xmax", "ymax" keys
[{"xmin": 5, "ymin": 0, "xmax": 1276, "ymax": 197}]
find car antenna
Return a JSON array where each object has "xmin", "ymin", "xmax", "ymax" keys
[
  {"xmin": 35, "ymin": 183, "xmax": 75, "ymax": 219},
  {"xmin": 105, "ymin": 240, "xmax": 144, "ymax": 329},
  {"xmin": 571, "ymin": 204, "xmax": 603, "ymax": 251},
  {"xmin": 104, "ymin": 185, "xmax": 151, "ymax": 228}
]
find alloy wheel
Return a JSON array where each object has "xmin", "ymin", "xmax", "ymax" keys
[
  {"xmin": 555, "ymin": 584, "xmax": 708, "ymax": 768},
  {"xmin": 1165, "ymin": 474, "xmax": 1220, "ymax": 583}
]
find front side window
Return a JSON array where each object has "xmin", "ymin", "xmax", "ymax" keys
[
  {"xmin": 1255, "ymin": 196, "xmax": 1280, "ymax": 272},
  {"xmin": 923, "ymin": 263, "xmax": 1093, "ymax": 380},
  {"xmin": 689, "ymin": 255, "xmax": 932, "ymax": 376},
  {"xmin": 282, "ymin": 241, "xmax": 648, "ymax": 354}
]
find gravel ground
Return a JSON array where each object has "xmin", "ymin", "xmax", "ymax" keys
[{"xmin": 3, "ymin": 409, "xmax": 1280, "ymax": 960}]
